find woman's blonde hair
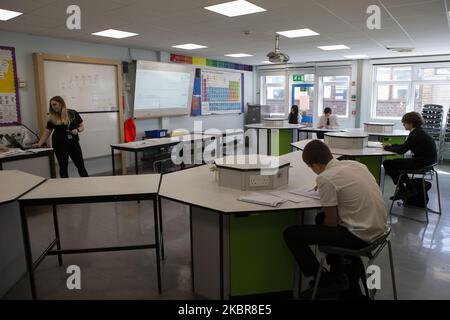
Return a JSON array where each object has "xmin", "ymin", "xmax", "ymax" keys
[{"xmin": 48, "ymin": 96, "xmax": 71, "ymax": 125}]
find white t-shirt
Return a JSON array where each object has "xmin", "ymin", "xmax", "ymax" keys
[
  {"xmin": 316, "ymin": 158, "xmax": 387, "ymax": 242},
  {"xmin": 318, "ymin": 114, "xmax": 339, "ymax": 129}
]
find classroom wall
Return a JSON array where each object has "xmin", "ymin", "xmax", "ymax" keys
[{"xmin": 1, "ymin": 30, "xmax": 254, "ymax": 175}]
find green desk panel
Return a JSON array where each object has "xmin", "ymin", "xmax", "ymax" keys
[
  {"xmin": 271, "ymin": 129, "xmax": 293, "ymax": 156},
  {"xmin": 229, "ymin": 211, "xmax": 297, "ymax": 297}
]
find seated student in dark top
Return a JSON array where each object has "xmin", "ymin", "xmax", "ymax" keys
[
  {"xmin": 288, "ymin": 105, "xmax": 299, "ymax": 124},
  {"xmin": 383, "ymin": 112, "xmax": 437, "ymax": 195}
]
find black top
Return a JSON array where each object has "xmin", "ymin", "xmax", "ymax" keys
[
  {"xmin": 384, "ymin": 126, "xmax": 436, "ymax": 164},
  {"xmin": 47, "ymin": 109, "xmax": 83, "ymax": 146},
  {"xmin": 288, "ymin": 112, "xmax": 298, "ymax": 124}
]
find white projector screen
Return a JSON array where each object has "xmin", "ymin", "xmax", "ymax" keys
[{"xmin": 134, "ymin": 60, "xmax": 195, "ymax": 118}]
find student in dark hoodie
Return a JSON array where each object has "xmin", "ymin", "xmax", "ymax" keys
[{"xmin": 383, "ymin": 112, "xmax": 437, "ymax": 195}]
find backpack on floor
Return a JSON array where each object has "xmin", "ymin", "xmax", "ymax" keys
[{"xmin": 404, "ymin": 178, "xmax": 432, "ymax": 208}]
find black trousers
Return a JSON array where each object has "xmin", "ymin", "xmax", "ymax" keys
[
  {"xmin": 54, "ymin": 142, "xmax": 89, "ymax": 178},
  {"xmin": 283, "ymin": 217, "xmax": 367, "ymax": 278},
  {"xmin": 316, "ymin": 132, "xmax": 325, "ymax": 139},
  {"xmin": 383, "ymin": 158, "xmax": 429, "ymax": 190}
]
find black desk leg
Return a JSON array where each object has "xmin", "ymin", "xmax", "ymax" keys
[
  {"xmin": 158, "ymin": 196, "xmax": 165, "ymax": 260},
  {"xmin": 153, "ymin": 199, "xmax": 162, "ymax": 294},
  {"xmin": 19, "ymin": 204, "xmax": 37, "ymax": 300},
  {"xmin": 219, "ymin": 214, "xmax": 224, "ymax": 300},
  {"xmin": 267, "ymin": 129, "xmax": 271, "ymax": 156},
  {"xmin": 135, "ymin": 151, "xmax": 139, "ymax": 175},
  {"xmin": 52, "ymin": 205, "xmax": 63, "ymax": 266},
  {"xmin": 49, "ymin": 153, "xmax": 56, "ymax": 178},
  {"xmin": 111, "ymin": 148, "xmax": 116, "ymax": 176}
]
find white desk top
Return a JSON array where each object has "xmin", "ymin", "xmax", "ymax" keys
[
  {"xmin": 0, "ymin": 170, "xmax": 46, "ymax": 204},
  {"xmin": 292, "ymin": 139, "xmax": 395, "ymax": 157},
  {"xmin": 159, "ymin": 151, "xmax": 322, "ymax": 213},
  {"xmin": 20, "ymin": 174, "xmax": 161, "ymax": 201},
  {"xmin": 214, "ymin": 154, "xmax": 290, "ymax": 171},
  {"xmin": 0, "ymin": 148, "xmax": 53, "ymax": 159},
  {"xmin": 364, "ymin": 122, "xmax": 395, "ymax": 126},
  {"xmin": 245, "ymin": 123, "xmax": 306, "ymax": 130},
  {"xmin": 298, "ymin": 127, "xmax": 343, "ymax": 133},
  {"xmin": 346, "ymin": 128, "xmax": 409, "ymax": 137},
  {"xmin": 111, "ymin": 134, "xmax": 213, "ymax": 150},
  {"xmin": 325, "ymin": 131, "xmax": 369, "ymax": 138}
]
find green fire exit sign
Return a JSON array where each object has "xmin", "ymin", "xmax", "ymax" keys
[{"xmin": 293, "ymin": 74, "xmax": 305, "ymax": 82}]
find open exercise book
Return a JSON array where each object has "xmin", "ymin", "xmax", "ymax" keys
[
  {"xmin": 238, "ymin": 187, "xmax": 321, "ymax": 207},
  {"xmin": 238, "ymin": 194, "xmax": 288, "ymax": 208}
]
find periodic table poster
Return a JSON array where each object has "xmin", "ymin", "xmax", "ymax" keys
[
  {"xmin": 0, "ymin": 46, "xmax": 21, "ymax": 125},
  {"xmin": 200, "ymin": 69, "xmax": 244, "ymax": 115}
]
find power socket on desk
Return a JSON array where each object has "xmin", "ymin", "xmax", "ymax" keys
[{"xmin": 249, "ymin": 175, "xmax": 270, "ymax": 187}]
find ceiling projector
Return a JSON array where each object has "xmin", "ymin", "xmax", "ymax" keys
[{"xmin": 267, "ymin": 35, "xmax": 290, "ymax": 63}]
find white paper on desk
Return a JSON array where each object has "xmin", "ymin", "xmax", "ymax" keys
[
  {"xmin": 0, "ymin": 148, "xmax": 28, "ymax": 158},
  {"xmin": 367, "ymin": 141, "xmax": 383, "ymax": 148},
  {"xmin": 27, "ymin": 148, "xmax": 52, "ymax": 153},
  {"xmin": 269, "ymin": 191, "xmax": 307, "ymax": 203},
  {"xmin": 238, "ymin": 193, "xmax": 288, "ymax": 207},
  {"xmin": 289, "ymin": 187, "xmax": 321, "ymax": 200}
]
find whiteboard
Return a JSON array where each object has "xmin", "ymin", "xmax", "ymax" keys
[
  {"xmin": 42, "ymin": 59, "xmax": 120, "ymax": 159},
  {"xmin": 44, "ymin": 60, "xmax": 118, "ymax": 112},
  {"xmin": 76, "ymin": 112, "xmax": 120, "ymax": 159},
  {"xmin": 134, "ymin": 60, "xmax": 194, "ymax": 118}
]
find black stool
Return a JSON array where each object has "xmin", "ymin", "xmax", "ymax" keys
[
  {"xmin": 389, "ymin": 164, "xmax": 442, "ymax": 223},
  {"xmin": 312, "ymin": 228, "xmax": 397, "ymax": 300}
]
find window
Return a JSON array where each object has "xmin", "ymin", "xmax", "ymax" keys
[
  {"xmin": 372, "ymin": 66, "xmax": 412, "ymax": 119},
  {"xmin": 320, "ymin": 75, "xmax": 350, "ymax": 117},
  {"xmin": 260, "ymin": 75, "xmax": 286, "ymax": 115},
  {"xmin": 372, "ymin": 64, "xmax": 450, "ymax": 120}
]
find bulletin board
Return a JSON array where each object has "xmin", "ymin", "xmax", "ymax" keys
[
  {"xmin": 0, "ymin": 46, "xmax": 21, "ymax": 125},
  {"xmin": 33, "ymin": 53, "xmax": 126, "ymax": 172},
  {"xmin": 196, "ymin": 69, "xmax": 244, "ymax": 115}
]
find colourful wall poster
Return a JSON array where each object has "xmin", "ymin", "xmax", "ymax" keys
[
  {"xmin": 0, "ymin": 46, "xmax": 21, "ymax": 125},
  {"xmin": 201, "ymin": 69, "xmax": 244, "ymax": 115}
]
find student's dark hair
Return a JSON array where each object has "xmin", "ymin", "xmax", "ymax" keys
[
  {"xmin": 402, "ymin": 112, "xmax": 424, "ymax": 128},
  {"xmin": 324, "ymin": 107, "xmax": 332, "ymax": 114},
  {"xmin": 289, "ymin": 105, "xmax": 299, "ymax": 124},
  {"xmin": 302, "ymin": 140, "xmax": 333, "ymax": 166}
]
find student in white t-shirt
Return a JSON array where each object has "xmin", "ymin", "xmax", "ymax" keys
[
  {"xmin": 284, "ymin": 140, "xmax": 387, "ymax": 299},
  {"xmin": 317, "ymin": 107, "xmax": 339, "ymax": 139}
]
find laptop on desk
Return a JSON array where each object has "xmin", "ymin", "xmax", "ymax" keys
[{"xmin": 4, "ymin": 134, "xmax": 29, "ymax": 151}]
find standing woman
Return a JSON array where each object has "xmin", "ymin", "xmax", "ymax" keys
[{"xmin": 34, "ymin": 96, "xmax": 89, "ymax": 178}]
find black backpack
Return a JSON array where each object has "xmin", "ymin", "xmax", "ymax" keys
[{"xmin": 404, "ymin": 178, "xmax": 432, "ymax": 208}]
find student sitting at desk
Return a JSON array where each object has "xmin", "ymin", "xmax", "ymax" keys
[
  {"xmin": 382, "ymin": 112, "xmax": 436, "ymax": 198},
  {"xmin": 284, "ymin": 140, "xmax": 387, "ymax": 299},
  {"xmin": 316, "ymin": 107, "xmax": 339, "ymax": 138},
  {"xmin": 33, "ymin": 96, "xmax": 89, "ymax": 178},
  {"xmin": 288, "ymin": 105, "xmax": 300, "ymax": 124}
]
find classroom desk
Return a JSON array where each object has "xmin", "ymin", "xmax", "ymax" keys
[
  {"xmin": 245, "ymin": 123, "xmax": 306, "ymax": 156},
  {"xmin": 110, "ymin": 134, "xmax": 219, "ymax": 175},
  {"xmin": 0, "ymin": 148, "xmax": 55, "ymax": 178},
  {"xmin": 0, "ymin": 171, "xmax": 46, "ymax": 297},
  {"xmin": 18, "ymin": 174, "xmax": 162, "ymax": 300},
  {"xmin": 297, "ymin": 127, "xmax": 343, "ymax": 140},
  {"xmin": 159, "ymin": 151, "xmax": 322, "ymax": 299},
  {"xmin": 292, "ymin": 139, "xmax": 395, "ymax": 185}
]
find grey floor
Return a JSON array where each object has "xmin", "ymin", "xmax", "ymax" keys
[{"xmin": 3, "ymin": 162, "xmax": 450, "ymax": 300}]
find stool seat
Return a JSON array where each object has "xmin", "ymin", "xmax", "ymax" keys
[
  {"xmin": 398, "ymin": 163, "xmax": 437, "ymax": 175},
  {"xmin": 319, "ymin": 230, "xmax": 390, "ymax": 258}
]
